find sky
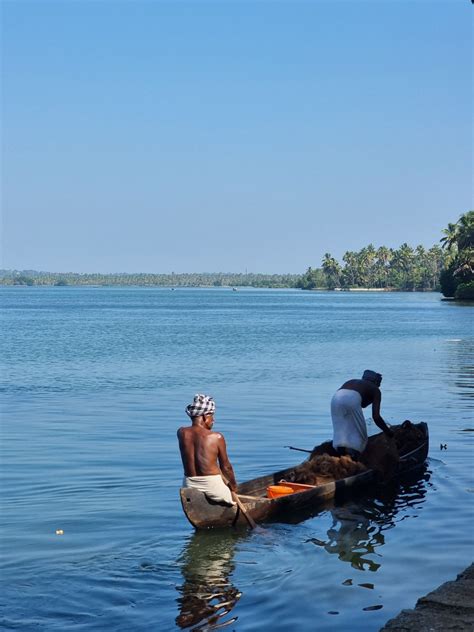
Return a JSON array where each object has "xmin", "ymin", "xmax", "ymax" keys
[{"xmin": 1, "ymin": 0, "xmax": 472, "ymax": 274}]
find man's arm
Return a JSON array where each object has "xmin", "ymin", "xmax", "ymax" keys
[
  {"xmin": 216, "ymin": 434, "xmax": 238, "ymax": 491},
  {"xmin": 371, "ymin": 390, "xmax": 394, "ymax": 437}
]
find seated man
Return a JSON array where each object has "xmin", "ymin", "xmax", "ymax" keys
[
  {"xmin": 331, "ymin": 370, "xmax": 394, "ymax": 460},
  {"xmin": 178, "ymin": 394, "xmax": 237, "ymax": 505}
]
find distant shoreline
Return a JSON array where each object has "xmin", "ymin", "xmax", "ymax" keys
[
  {"xmin": 0, "ymin": 282, "xmax": 442, "ymax": 293},
  {"xmin": 0, "ymin": 270, "xmax": 443, "ymax": 293}
]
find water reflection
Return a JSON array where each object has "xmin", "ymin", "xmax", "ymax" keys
[
  {"xmin": 308, "ymin": 467, "xmax": 431, "ymax": 572},
  {"xmin": 324, "ymin": 505, "xmax": 383, "ymax": 571},
  {"xmin": 175, "ymin": 530, "xmax": 243, "ymax": 630}
]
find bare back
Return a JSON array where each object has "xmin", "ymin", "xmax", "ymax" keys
[
  {"xmin": 340, "ymin": 378, "xmax": 378, "ymax": 408},
  {"xmin": 177, "ymin": 426, "xmax": 222, "ymax": 477}
]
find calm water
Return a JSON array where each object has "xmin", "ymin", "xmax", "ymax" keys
[{"xmin": 1, "ymin": 287, "xmax": 473, "ymax": 631}]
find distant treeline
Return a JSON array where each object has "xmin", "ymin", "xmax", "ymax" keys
[
  {"xmin": 0, "ymin": 270, "xmax": 300, "ymax": 288},
  {"xmin": 302, "ymin": 211, "xmax": 472, "ymax": 296},
  {"xmin": 3, "ymin": 211, "xmax": 472, "ymax": 295},
  {"xmin": 0, "ymin": 247, "xmax": 445, "ymax": 291},
  {"xmin": 299, "ymin": 243, "xmax": 446, "ymax": 291}
]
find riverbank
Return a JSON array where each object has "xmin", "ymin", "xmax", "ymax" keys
[{"xmin": 381, "ymin": 564, "xmax": 474, "ymax": 631}]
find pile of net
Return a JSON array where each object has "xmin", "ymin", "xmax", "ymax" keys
[
  {"xmin": 288, "ymin": 420, "xmax": 424, "ymax": 485},
  {"xmin": 289, "ymin": 452, "xmax": 367, "ymax": 485}
]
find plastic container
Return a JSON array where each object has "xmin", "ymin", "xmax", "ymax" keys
[
  {"xmin": 266, "ymin": 485, "xmax": 295, "ymax": 499},
  {"xmin": 277, "ymin": 481, "xmax": 316, "ymax": 492},
  {"xmin": 267, "ymin": 481, "xmax": 317, "ymax": 498}
]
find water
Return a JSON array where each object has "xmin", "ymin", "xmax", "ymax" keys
[{"xmin": 1, "ymin": 287, "xmax": 473, "ymax": 631}]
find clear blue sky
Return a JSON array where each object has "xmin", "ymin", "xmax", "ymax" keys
[{"xmin": 2, "ymin": 0, "xmax": 472, "ymax": 274}]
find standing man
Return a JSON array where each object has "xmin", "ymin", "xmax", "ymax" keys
[
  {"xmin": 178, "ymin": 394, "xmax": 237, "ymax": 505},
  {"xmin": 331, "ymin": 370, "xmax": 394, "ymax": 460}
]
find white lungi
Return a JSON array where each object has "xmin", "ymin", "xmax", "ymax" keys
[
  {"xmin": 183, "ymin": 474, "xmax": 236, "ymax": 506},
  {"xmin": 331, "ymin": 389, "xmax": 368, "ymax": 454}
]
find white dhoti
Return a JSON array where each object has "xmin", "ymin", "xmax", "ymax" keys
[
  {"xmin": 183, "ymin": 474, "xmax": 236, "ymax": 506},
  {"xmin": 331, "ymin": 389, "xmax": 368, "ymax": 454}
]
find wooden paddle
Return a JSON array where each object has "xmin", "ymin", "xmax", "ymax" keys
[
  {"xmin": 232, "ymin": 491, "xmax": 257, "ymax": 529},
  {"xmin": 221, "ymin": 474, "xmax": 257, "ymax": 529}
]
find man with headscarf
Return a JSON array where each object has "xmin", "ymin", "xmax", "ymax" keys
[
  {"xmin": 178, "ymin": 394, "xmax": 237, "ymax": 505},
  {"xmin": 331, "ymin": 370, "xmax": 394, "ymax": 460}
]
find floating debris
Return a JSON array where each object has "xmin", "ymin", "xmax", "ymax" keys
[
  {"xmin": 342, "ymin": 579, "xmax": 353, "ymax": 586},
  {"xmin": 358, "ymin": 583, "xmax": 374, "ymax": 590},
  {"xmin": 363, "ymin": 604, "xmax": 383, "ymax": 611}
]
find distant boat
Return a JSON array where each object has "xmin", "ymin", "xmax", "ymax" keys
[{"xmin": 232, "ymin": 287, "xmax": 237, "ymax": 291}]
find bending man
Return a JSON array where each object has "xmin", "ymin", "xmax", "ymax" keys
[
  {"xmin": 331, "ymin": 370, "xmax": 393, "ymax": 460},
  {"xmin": 178, "ymin": 394, "xmax": 237, "ymax": 505}
]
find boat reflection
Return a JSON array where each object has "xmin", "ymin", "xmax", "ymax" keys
[
  {"xmin": 175, "ymin": 530, "xmax": 244, "ymax": 630},
  {"xmin": 308, "ymin": 466, "xmax": 432, "ymax": 572}
]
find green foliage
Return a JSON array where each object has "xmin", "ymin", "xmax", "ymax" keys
[
  {"xmin": 321, "ymin": 253, "xmax": 341, "ymax": 289},
  {"xmin": 297, "ymin": 267, "xmax": 325, "ymax": 290},
  {"xmin": 0, "ymin": 270, "xmax": 300, "ymax": 289},
  {"xmin": 455, "ymin": 281, "xmax": 474, "ymax": 300},
  {"xmin": 13, "ymin": 275, "xmax": 35, "ymax": 286},
  {"xmin": 439, "ymin": 263, "xmax": 458, "ymax": 297},
  {"xmin": 3, "ymin": 212, "xmax": 471, "ymax": 296},
  {"xmin": 302, "ymin": 242, "xmax": 446, "ymax": 291},
  {"xmin": 439, "ymin": 211, "xmax": 474, "ymax": 298}
]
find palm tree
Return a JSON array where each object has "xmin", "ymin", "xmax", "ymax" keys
[
  {"xmin": 322, "ymin": 253, "xmax": 341, "ymax": 289},
  {"xmin": 342, "ymin": 251, "xmax": 359, "ymax": 287},
  {"xmin": 440, "ymin": 222, "xmax": 459, "ymax": 252},
  {"xmin": 375, "ymin": 246, "xmax": 392, "ymax": 288},
  {"xmin": 456, "ymin": 210, "xmax": 474, "ymax": 251},
  {"xmin": 453, "ymin": 248, "xmax": 474, "ymax": 279}
]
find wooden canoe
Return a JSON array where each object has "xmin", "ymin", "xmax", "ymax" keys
[{"xmin": 179, "ymin": 422, "xmax": 429, "ymax": 529}]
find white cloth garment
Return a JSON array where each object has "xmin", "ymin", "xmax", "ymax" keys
[
  {"xmin": 331, "ymin": 389, "xmax": 368, "ymax": 454},
  {"xmin": 183, "ymin": 474, "xmax": 236, "ymax": 506}
]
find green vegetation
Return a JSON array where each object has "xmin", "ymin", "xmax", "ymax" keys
[
  {"xmin": 298, "ymin": 212, "xmax": 473, "ymax": 294},
  {"xmin": 297, "ymin": 243, "xmax": 445, "ymax": 291},
  {"xmin": 0, "ymin": 270, "xmax": 300, "ymax": 288},
  {"xmin": 439, "ymin": 211, "xmax": 474, "ymax": 299},
  {"xmin": 2, "ymin": 212, "xmax": 471, "ymax": 297}
]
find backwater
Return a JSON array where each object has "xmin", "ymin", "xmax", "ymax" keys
[{"xmin": 1, "ymin": 287, "xmax": 472, "ymax": 631}]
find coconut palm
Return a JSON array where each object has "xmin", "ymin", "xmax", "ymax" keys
[
  {"xmin": 375, "ymin": 246, "xmax": 392, "ymax": 287},
  {"xmin": 456, "ymin": 210, "xmax": 474, "ymax": 251},
  {"xmin": 440, "ymin": 222, "xmax": 459, "ymax": 252},
  {"xmin": 322, "ymin": 253, "xmax": 341, "ymax": 289}
]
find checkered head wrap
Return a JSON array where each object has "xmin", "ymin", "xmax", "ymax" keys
[
  {"xmin": 186, "ymin": 394, "xmax": 215, "ymax": 418},
  {"xmin": 362, "ymin": 370, "xmax": 382, "ymax": 386}
]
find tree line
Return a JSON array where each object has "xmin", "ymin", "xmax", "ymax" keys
[
  {"xmin": 2, "ymin": 211, "xmax": 471, "ymax": 295},
  {"xmin": 298, "ymin": 210, "xmax": 472, "ymax": 296},
  {"xmin": 0, "ymin": 270, "xmax": 300, "ymax": 288},
  {"xmin": 298, "ymin": 243, "xmax": 446, "ymax": 291},
  {"xmin": 439, "ymin": 210, "xmax": 474, "ymax": 299}
]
